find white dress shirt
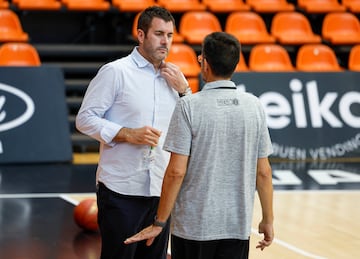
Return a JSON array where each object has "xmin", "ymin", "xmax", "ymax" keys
[{"xmin": 76, "ymin": 47, "xmax": 179, "ymax": 197}]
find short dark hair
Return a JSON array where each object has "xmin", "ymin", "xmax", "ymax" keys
[
  {"xmin": 202, "ymin": 32, "xmax": 241, "ymax": 77},
  {"xmin": 137, "ymin": 6, "xmax": 175, "ymax": 35}
]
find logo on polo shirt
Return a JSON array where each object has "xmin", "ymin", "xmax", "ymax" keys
[{"xmin": 217, "ymin": 98, "xmax": 239, "ymax": 106}]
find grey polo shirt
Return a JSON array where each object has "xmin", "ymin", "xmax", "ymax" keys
[{"xmin": 163, "ymin": 80, "xmax": 273, "ymax": 241}]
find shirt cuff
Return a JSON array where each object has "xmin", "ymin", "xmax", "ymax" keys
[{"xmin": 100, "ymin": 122, "xmax": 122, "ymax": 146}]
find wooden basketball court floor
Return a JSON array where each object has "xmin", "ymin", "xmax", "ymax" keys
[{"xmin": 0, "ymin": 154, "xmax": 359, "ymax": 259}]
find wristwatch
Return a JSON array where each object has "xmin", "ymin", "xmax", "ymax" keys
[
  {"xmin": 179, "ymin": 86, "xmax": 192, "ymax": 97},
  {"xmin": 153, "ymin": 216, "xmax": 167, "ymax": 228}
]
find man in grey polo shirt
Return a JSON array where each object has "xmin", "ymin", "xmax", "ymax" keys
[{"xmin": 125, "ymin": 32, "xmax": 274, "ymax": 259}]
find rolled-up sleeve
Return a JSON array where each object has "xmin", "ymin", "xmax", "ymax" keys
[{"xmin": 76, "ymin": 64, "xmax": 123, "ymax": 146}]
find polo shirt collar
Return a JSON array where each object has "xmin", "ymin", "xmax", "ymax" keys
[{"xmin": 202, "ymin": 80, "xmax": 236, "ymax": 91}]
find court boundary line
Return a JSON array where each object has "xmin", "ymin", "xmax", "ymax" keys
[{"xmin": 250, "ymin": 228, "xmax": 327, "ymax": 259}]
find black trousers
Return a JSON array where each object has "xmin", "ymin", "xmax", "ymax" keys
[
  {"xmin": 171, "ymin": 235, "xmax": 249, "ymax": 259},
  {"xmin": 97, "ymin": 182, "xmax": 170, "ymax": 259}
]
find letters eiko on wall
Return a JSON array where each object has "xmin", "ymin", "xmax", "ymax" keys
[{"xmin": 228, "ymin": 72, "xmax": 360, "ymax": 160}]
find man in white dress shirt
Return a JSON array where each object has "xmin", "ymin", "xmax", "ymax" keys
[{"xmin": 76, "ymin": 6, "xmax": 191, "ymax": 259}]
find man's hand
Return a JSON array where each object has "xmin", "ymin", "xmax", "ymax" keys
[
  {"xmin": 116, "ymin": 126, "xmax": 161, "ymax": 147},
  {"xmin": 160, "ymin": 62, "xmax": 188, "ymax": 94},
  {"xmin": 124, "ymin": 225, "xmax": 163, "ymax": 246},
  {"xmin": 256, "ymin": 221, "xmax": 274, "ymax": 250}
]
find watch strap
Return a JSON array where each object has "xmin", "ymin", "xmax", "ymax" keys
[
  {"xmin": 179, "ymin": 86, "xmax": 192, "ymax": 97},
  {"xmin": 153, "ymin": 216, "xmax": 167, "ymax": 228}
]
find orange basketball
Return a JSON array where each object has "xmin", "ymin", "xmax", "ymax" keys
[{"xmin": 73, "ymin": 198, "xmax": 99, "ymax": 232}]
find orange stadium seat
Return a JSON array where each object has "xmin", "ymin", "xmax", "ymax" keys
[
  {"xmin": 245, "ymin": 0, "xmax": 295, "ymax": 13},
  {"xmin": 296, "ymin": 44, "xmax": 343, "ymax": 71},
  {"xmin": 12, "ymin": 0, "xmax": 62, "ymax": 10},
  {"xmin": 132, "ymin": 12, "xmax": 184, "ymax": 43},
  {"xmin": 61, "ymin": 0, "xmax": 110, "ymax": 11},
  {"xmin": 249, "ymin": 44, "xmax": 295, "ymax": 71},
  {"xmin": 348, "ymin": 44, "xmax": 360, "ymax": 70},
  {"xmin": 322, "ymin": 12, "xmax": 360, "ymax": 45},
  {"xmin": 271, "ymin": 12, "xmax": 322, "ymax": 45},
  {"xmin": 179, "ymin": 11, "xmax": 222, "ymax": 44},
  {"xmin": 112, "ymin": 0, "xmax": 156, "ymax": 12},
  {"xmin": 0, "ymin": 9, "xmax": 29, "ymax": 42},
  {"xmin": 297, "ymin": 0, "xmax": 346, "ymax": 13},
  {"xmin": 157, "ymin": 0, "xmax": 206, "ymax": 12},
  {"xmin": 165, "ymin": 43, "xmax": 201, "ymax": 77},
  {"xmin": 342, "ymin": 0, "xmax": 360, "ymax": 13},
  {"xmin": 225, "ymin": 11, "xmax": 276, "ymax": 45},
  {"xmin": 202, "ymin": 0, "xmax": 250, "ymax": 13},
  {"xmin": 0, "ymin": 0, "xmax": 9, "ymax": 8},
  {"xmin": 235, "ymin": 51, "xmax": 249, "ymax": 72},
  {"xmin": 187, "ymin": 77, "xmax": 200, "ymax": 93},
  {"xmin": 0, "ymin": 43, "xmax": 41, "ymax": 66}
]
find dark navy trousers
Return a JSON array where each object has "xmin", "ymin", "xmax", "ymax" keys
[
  {"xmin": 97, "ymin": 182, "xmax": 170, "ymax": 259},
  {"xmin": 171, "ymin": 235, "xmax": 249, "ymax": 259}
]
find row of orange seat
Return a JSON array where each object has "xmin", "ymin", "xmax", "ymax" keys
[
  {"xmin": 166, "ymin": 42, "xmax": 360, "ymax": 92},
  {"xmin": 2, "ymin": 4, "xmax": 360, "ymax": 46},
  {"xmin": 2, "ymin": 41, "xmax": 360, "ymax": 90},
  {"xmin": 299, "ymin": 0, "xmax": 358, "ymax": 13},
  {"xmin": 158, "ymin": 0, "xmax": 358, "ymax": 14},
  {"xmin": 167, "ymin": 42, "xmax": 360, "ymax": 74},
  {"xmin": 231, "ymin": 11, "xmax": 360, "ymax": 46},
  {"xmin": 0, "ymin": 0, "xmax": 287, "ymax": 12},
  {"xmin": 132, "ymin": 10, "xmax": 360, "ymax": 46},
  {"xmin": 245, "ymin": 44, "xmax": 347, "ymax": 72},
  {"xmin": 0, "ymin": 0, "xmax": 359, "ymax": 14},
  {"xmin": 0, "ymin": 41, "xmax": 357, "ymax": 70},
  {"xmin": 1, "ymin": 0, "xmax": 154, "ymax": 12}
]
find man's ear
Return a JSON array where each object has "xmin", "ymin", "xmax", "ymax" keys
[
  {"xmin": 203, "ymin": 58, "xmax": 210, "ymax": 73},
  {"xmin": 137, "ymin": 29, "xmax": 145, "ymax": 44}
]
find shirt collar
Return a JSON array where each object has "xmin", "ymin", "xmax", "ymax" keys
[
  {"xmin": 131, "ymin": 47, "xmax": 164, "ymax": 73},
  {"xmin": 202, "ymin": 80, "xmax": 236, "ymax": 91},
  {"xmin": 131, "ymin": 47, "xmax": 151, "ymax": 68}
]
